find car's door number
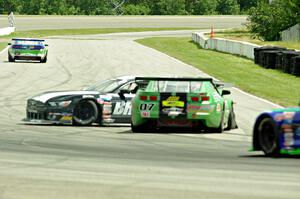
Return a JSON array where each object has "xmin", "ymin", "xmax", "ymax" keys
[{"xmin": 140, "ymin": 103, "xmax": 155, "ymax": 111}]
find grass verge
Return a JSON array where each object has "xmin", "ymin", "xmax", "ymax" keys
[
  {"xmin": 213, "ymin": 29, "xmax": 300, "ymax": 50},
  {"xmin": 0, "ymin": 42, "xmax": 7, "ymax": 52},
  {"xmin": 136, "ymin": 37, "xmax": 300, "ymax": 107}
]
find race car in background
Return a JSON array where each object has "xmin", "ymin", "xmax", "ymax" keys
[
  {"xmin": 8, "ymin": 38, "xmax": 48, "ymax": 63},
  {"xmin": 24, "ymin": 76, "xmax": 148, "ymax": 126},
  {"xmin": 131, "ymin": 77, "xmax": 237, "ymax": 133},
  {"xmin": 252, "ymin": 106, "xmax": 300, "ymax": 156}
]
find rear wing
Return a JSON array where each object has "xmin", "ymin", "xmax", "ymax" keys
[
  {"xmin": 12, "ymin": 38, "xmax": 45, "ymax": 42},
  {"xmin": 213, "ymin": 81, "xmax": 234, "ymax": 88},
  {"xmin": 135, "ymin": 77, "xmax": 214, "ymax": 93}
]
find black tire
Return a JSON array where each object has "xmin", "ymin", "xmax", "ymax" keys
[
  {"xmin": 41, "ymin": 55, "xmax": 47, "ymax": 63},
  {"xmin": 73, "ymin": 100, "xmax": 98, "ymax": 126},
  {"xmin": 8, "ymin": 53, "xmax": 14, "ymax": 62},
  {"xmin": 225, "ymin": 107, "xmax": 238, "ymax": 131},
  {"xmin": 258, "ymin": 118, "xmax": 280, "ymax": 156}
]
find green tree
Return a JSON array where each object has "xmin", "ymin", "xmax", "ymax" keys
[
  {"xmin": 194, "ymin": 0, "xmax": 218, "ymax": 15},
  {"xmin": 217, "ymin": 0, "xmax": 240, "ymax": 14},
  {"xmin": 247, "ymin": 0, "xmax": 298, "ymax": 41},
  {"xmin": 157, "ymin": 0, "xmax": 187, "ymax": 15},
  {"xmin": 124, "ymin": 4, "xmax": 151, "ymax": 15}
]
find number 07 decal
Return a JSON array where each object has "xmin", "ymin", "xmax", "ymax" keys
[{"xmin": 140, "ymin": 103, "xmax": 155, "ymax": 111}]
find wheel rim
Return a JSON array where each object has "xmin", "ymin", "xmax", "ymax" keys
[
  {"xmin": 259, "ymin": 119, "xmax": 277, "ymax": 154},
  {"xmin": 74, "ymin": 101, "xmax": 95, "ymax": 122}
]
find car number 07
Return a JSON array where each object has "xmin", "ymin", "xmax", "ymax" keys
[{"xmin": 140, "ymin": 103, "xmax": 155, "ymax": 111}]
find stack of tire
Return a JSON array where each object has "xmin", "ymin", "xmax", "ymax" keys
[
  {"xmin": 291, "ymin": 56, "xmax": 300, "ymax": 76},
  {"xmin": 254, "ymin": 46, "xmax": 300, "ymax": 76}
]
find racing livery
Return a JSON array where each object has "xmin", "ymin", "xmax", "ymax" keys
[
  {"xmin": 252, "ymin": 107, "xmax": 300, "ymax": 156},
  {"xmin": 131, "ymin": 77, "xmax": 237, "ymax": 133},
  {"xmin": 24, "ymin": 76, "xmax": 147, "ymax": 126},
  {"xmin": 8, "ymin": 38, "xmax": 48, "ymax": 62}
]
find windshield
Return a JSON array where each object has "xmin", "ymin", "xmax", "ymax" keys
[
  {"xmin": 147, "ymin": 81, "xmax": 203, "ymax": 93},
  {"xmin": 84, "ymin": 79, "xmax": 123, "ymax": 93}
]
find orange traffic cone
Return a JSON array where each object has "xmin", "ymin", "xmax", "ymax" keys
[{"xmin": 210, "ymin": 27, "xmax": 215, "ymax": 38}]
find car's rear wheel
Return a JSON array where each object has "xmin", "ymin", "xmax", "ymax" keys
[
  {"xmin": 8, "ymin": 53, "xmax": 14, "ymax": 62},
  {"xmin": 258, "ymin": 118, "xmax": 280, "ymax": 156},
  {"xmin": 225, "ymin": 107, "xmax": 238, "ymax": 131},
  {"xmin": 73, "ymin": 100, "xmax": 98, "ymax": 126}
]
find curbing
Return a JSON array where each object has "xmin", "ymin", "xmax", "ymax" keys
[
  {"xmin": 0, "ymin": 27, "xmax": 15, "ymax": 36},
  {"xmin": 192, "ymin": 32, "xmax": 261, "ymax": 60}
]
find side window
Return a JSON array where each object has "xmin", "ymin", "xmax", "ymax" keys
[{"xmin": 114, "ymin": 82, "xmax": 139, "ymax": 94}]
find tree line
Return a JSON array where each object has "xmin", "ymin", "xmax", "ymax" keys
[
  {"xmin": 0, "ymin": 0, "xmax": 261, "ymax": 15},
  {"xmin": 247, "ymin": 0, "xmax": 300, "ymax": 41}
]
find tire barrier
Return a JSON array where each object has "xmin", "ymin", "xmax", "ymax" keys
[
  {"xmin": 291, "ymin": 56, "xmax": 300, "ymax": 76},
  {"xmin": 254, "ymin": 47, "xmax": 300, "ymax": 76},
  {"xmin": 192, "ymin": 32, "xmax": 300, "ymax": 77}
]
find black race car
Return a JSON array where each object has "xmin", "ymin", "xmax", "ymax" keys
[{"xmin": 24, "ymin": 76, "xmax": 147, "ymax": 126}]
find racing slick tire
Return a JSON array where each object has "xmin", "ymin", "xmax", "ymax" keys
[
  {"xmin": 73, "ymin": 100, "xmax": 99, "ymax": 126},
  {"xmin": 258, "ymin": 117, "xmax": 280, "ymax": 156},
  {"xmin": 8, "ymin": 53, "xmax": 15, "ymax": 62},
  {"xmin": 225, "ymin": 107, "xmax": 238, "ymax": 131},
  {"xmin": 41, "ymin": 56, "xmax": 47, "ymax": 63}
]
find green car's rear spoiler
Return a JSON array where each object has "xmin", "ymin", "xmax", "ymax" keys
[{"xmin": 135, "ymin": 77, "xmax": 213, "ymax": 82}]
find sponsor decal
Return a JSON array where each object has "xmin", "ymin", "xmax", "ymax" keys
[
  {"xmin": 60, "ymin": 116, "xmax": 72, "ymax": 121},
  {"xmin": 187, "ymin": 105, "xmax": 213, "ymax": 112},
  {"xmin": 82, "ymin": 95, "xmax": 94, "ymax": 99},
  {"xmin": 284, "ymin": 132, "xmax": 294, "ymax": 147},
  {"xmin": 274, "ymin": 114, "xmax": 284, "ymax": 122},
  {"xmin": 166, "ymin": 96, "xmax": 180, "ymax": 101},
  {"xmin": 283, "ymin": 112, "xmax": 295, "ymax": 120},
  {"xmin": 216, "ymin": 104, "xmax": 221, "ymax": 112},
  {"xmin": 141, "ymin": 111, "xmax": 150, "ymax": 118},
  {"xmin": 162, "ymin": 96, "xmax": 184, "ymax": 108},
  {"xmin": 113, "ymin": 101, "xmax": 131, "ymax": 115}
]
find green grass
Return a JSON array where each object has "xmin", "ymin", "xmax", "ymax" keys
[
  {"xmin": 213, "ymin": 29, "xmax": 300, "ymax": 50},
  {"xmin": 0, "ymin": 42, "xmax": 7, "ymax": 51},
  {"xmin": 136, "ymin": 37, "xmax": 300, "ymax": 107}
]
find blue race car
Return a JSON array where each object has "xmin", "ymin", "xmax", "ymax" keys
[{"xmin": 252, "ymin": 106, "xmax": 300, "ymax": 156}]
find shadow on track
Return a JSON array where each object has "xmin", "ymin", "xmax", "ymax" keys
[{"xmin": 239, "ymin": 154, "xmax": 300, "ymax": 159}]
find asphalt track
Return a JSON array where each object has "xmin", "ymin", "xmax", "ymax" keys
[
  {"xmin": 0, "ymin": 15, "xmax": 247, "ymax": 30},
  {"xmin": 0, "ymin": 30, "xmax": 299, "ymax": 198}
]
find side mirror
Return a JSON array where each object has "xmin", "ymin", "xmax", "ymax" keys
[
  {"xmin": 221, "ymin": 90, "xmax": 231, "ymax": 96},
  {"xmin": 8, "ymin": 42, "xmax": 11, "ymax": 45},
  {"xmin": 45, "ymin": 44, "xmax": 49, "ymax": 47}
]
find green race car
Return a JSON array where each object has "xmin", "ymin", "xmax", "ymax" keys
[
  {"xmin": 131, "ymin": 77, "xmax": 237, "ymax": 133},
  {"xmin": 8, "ymin": 38, "xmax": 48, "ymax": 63}
]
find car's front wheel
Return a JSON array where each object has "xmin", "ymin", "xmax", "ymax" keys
[
  {"xmin": 8, "ymin": 53, "xmax": 14, "ymax": 62},
  {"xmin": 73, "ymin": 100, "xmax": 99, "ymax": 126},
  {"xmin": 258, "ymin": 117, "xmax": 280, "ymax": 156}
]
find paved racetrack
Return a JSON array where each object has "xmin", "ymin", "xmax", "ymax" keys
[
  {"xmin": 0, "ymin": 30, "xmax": 299, "ymax": 199},
  {"xmin": 0, "ymin": 15, "xmax": 246, "ymax": 30}
]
